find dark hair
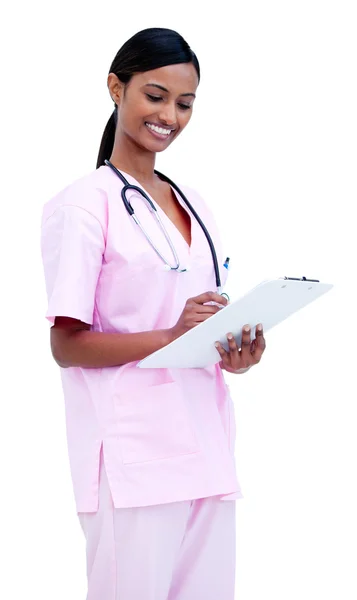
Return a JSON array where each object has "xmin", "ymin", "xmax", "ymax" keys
[{"xmin": 96, "ymin": 28, "xmax": 200, "ymax": 168}]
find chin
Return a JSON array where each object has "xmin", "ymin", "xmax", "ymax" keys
[{"xmin": 138, "ymin": 138, "xmax": 173, "ymax": 153}]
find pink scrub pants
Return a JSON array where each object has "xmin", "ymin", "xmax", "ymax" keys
[{"xmin": 78, "ymin": 452, "xmax": 236, "ymax": 599}]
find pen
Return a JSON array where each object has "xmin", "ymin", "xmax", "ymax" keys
[
  {"xmin": 211, "ymin": 258, "xmax": 231, "ymax": 304},
  {"xmin": 219, "ymin": 257, "xmax": 230, "ymax": 302}
]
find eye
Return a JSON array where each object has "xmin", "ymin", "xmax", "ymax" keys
[
  {"xmin": 178, "ymin": 103, "xmax": 192, "ymax": 110},
  {"xmin": 146, "ymin": 94, "xmax": 162, "ymax": 102}
]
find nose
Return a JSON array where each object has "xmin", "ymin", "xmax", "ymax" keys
[{"xmin": 158, "ymin": 102, "xmax": 177, "ymax": 127}]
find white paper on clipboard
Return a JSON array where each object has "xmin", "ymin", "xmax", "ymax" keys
[{"xmin": 137, "ymin": 278, "xmax": 333, "ymax": 369}]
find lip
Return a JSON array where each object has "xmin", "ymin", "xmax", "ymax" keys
[{"xmin": 145, "ymin": 122, "xmax": 175, "ymax": 141}]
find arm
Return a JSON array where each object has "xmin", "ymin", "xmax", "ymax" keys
[
  {"xmin": 51, "ymin": 317, "xmax": 174, "ymax": 369},
  {"xmin": 51, "ymin": 290, "xmax": 227, "ymax": 369}
]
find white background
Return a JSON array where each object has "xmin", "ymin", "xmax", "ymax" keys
[{"xmin": 1, "ymin": 1, "xmax": 356, "ymax": 598}]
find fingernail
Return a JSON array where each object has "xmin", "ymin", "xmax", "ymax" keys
[
  {"xmin": 257, "ymin": 323, "xmax": 263, "ymax": 331},
  {"xmin": 244, "ymin": 326, "xmax": 250, "ymax": 333},
  {"xmin": 215, "ymin": 342, "xmax": 220, "ymax": 348},
  {"xmin": 227, "ymin": 333, "xmax": 233, "ymax": 340}
]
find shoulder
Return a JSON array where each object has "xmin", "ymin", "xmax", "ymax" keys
[{"xmin": 41, "ymin": 166, "xmax": 111, "ymax": 230}]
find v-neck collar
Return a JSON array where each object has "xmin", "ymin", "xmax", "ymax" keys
[{"xmin": 105, "ymin": 165, "xmax": 194, "ymax": 252}]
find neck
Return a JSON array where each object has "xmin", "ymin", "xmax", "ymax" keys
[{"xmin": 109, "ymin": 130, "xmax": 157, "ymax": 185}]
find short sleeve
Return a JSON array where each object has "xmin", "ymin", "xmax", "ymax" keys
[{"xmin": 41, "ymin": 205, "xmax": 105, "ymax": 326}]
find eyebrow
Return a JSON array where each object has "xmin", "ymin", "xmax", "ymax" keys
[{"xmin": 144, "ymin": 83, "xmax": 196, "ymax": 98}]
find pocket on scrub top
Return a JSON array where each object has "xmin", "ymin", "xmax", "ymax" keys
[{"xmin": 114, "ymin": 381, "xmax": 199, "ymax": 465}]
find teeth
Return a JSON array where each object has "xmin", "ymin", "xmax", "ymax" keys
[{"xmin": 146, "ymin": 123, "xmax": 171, "ymax": 136}]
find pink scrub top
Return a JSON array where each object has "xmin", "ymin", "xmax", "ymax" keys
[{"xmin": 41, "ymin": 165, "xmax": 243, "ymax": 512}]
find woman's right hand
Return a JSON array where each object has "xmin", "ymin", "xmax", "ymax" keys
[{"xmin": 169, "ymin": 291, "xmax": 229, "ymax": 342}]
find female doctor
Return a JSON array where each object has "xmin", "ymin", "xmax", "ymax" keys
[{"xmin": 41, "ymin": 27, "xmax": 266, "ymax": 600}]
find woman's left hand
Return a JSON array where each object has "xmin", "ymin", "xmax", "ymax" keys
[{"xmin": 215, "ymin": 323, "xmax": 266, "ymax": 374}]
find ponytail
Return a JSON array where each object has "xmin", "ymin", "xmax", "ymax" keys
[{"xmin": 96, "ymin": 107, "xmax": 117, "ymax": 169}]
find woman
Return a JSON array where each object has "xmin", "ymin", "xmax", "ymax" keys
[{"xmin": 41, "ymin": 27, "xmax": 266, "ymax": 600}]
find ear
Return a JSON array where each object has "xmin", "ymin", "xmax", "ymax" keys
[{"xmin": 107, "ymin": 73, "xmax": 124, "ymax": 106}]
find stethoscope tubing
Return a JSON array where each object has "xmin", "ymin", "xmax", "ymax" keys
[{"xmin": 104, "ymin": 159, "xmax": 222, "ymax": 291}]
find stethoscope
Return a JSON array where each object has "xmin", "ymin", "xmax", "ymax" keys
[{"xmin": 105, "ymin": 159, "xmax": 228, "ymax": 298}]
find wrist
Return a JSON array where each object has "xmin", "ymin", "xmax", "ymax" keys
[
  {"xmin": 236, "ymin": 366, "xmax": 251, "ymax": 374},
  {"xmin": 162, "ymin": 328, "xmax": 176, "ymax": 346},
  {"xmin": 220, "ymin": 361, "xmax": 251, "ymax": 374}
]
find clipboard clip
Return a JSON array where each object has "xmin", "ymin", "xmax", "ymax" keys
[{"xmin": 282, "ymin": 276, "xmax": 320, "ymax": 282}]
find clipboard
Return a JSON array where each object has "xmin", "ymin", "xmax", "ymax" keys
[{"xmin": 137, "ymin": 277, "xmax": 333, "ymax": 369}]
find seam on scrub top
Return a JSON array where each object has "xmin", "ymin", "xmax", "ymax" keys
[
  {"xmin": 108, "ymin": 462, "xmax": 117, "ymax": 599},
  {"xmin": 43, "ymin": 204, "xmax": 107, "ymax": 242},
  {"xmin": 228, "ymin": 387, "xmax": 231, "ymax": 451},
  {"xmin": 220, "ymin": 368, "xmax": 231, "ymax": 450}
]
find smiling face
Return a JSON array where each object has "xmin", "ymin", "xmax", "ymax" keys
[{"xmin": 108, "ymin": 63, "xmax": 199, "ymax": 153}]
